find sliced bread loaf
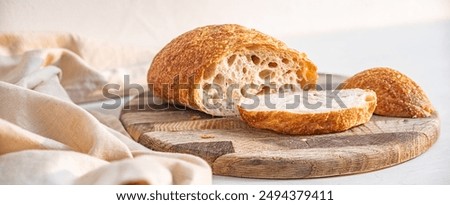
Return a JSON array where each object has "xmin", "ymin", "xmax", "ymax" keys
[
  {"xmin": 238, "ymin": 89, "xmax": 377, "ymax": 135},
  {"xmin": 147, "ymin": 24, "xmax": 317, "ymax": 116}
]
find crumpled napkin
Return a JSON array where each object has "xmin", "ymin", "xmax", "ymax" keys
[{"xmin": 0, "ymin": 33, "xmax": 212, "ymax": 184}]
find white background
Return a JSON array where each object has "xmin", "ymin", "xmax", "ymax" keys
[
  {"xmin": 1, "ymin": 0, "xmax": 449, "ymax": 184},
  {"xmin": 1, "ymin": 0, "xmax": 449, "ymax": 50}
]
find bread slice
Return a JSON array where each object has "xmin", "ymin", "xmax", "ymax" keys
[
  {"xmin": 147, "ymin": 24, "xmax": 317, "ymax": 116},
  {"xmin": 341, "ymin": 67, "xmax": 434, "ymax": 118},
  {"xmin": 238, "ymin": 89, "xmax": 377, "ymax": 135}
]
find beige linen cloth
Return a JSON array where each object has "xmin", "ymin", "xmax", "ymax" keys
[{"xmin": 0, "ymin": 33, "xmax": 212, "ymax": 184}]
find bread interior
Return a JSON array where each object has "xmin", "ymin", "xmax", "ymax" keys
[
  {"xmin": 199, "ymin": 49, "xmax": 305, "ymax": 116},
  {"xmin": 240, "ymin": 89, "xmax": 375, "ymax": 113}
]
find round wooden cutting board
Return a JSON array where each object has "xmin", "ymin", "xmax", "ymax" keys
[{"xmin": 119, "ymin": 74, "xmax": 440, "ymax": 179}]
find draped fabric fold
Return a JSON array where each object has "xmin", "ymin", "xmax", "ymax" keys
[{"xmin": 0, "ymin": 33, "xmax": 212, "ymax": 185}]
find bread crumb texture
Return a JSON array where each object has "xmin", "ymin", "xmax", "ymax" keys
[
  {"xmin": 147, "ymin": 24, "xmax": 317, "ymax": 116},
  {"xmin": 238, "ymin": 89, "xmax": 377, "ymax": 135}
]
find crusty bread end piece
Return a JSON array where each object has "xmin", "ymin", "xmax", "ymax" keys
[
  {"xmin": 238, "ymin": 89, "xmax": 377, "ymax": 135},
  {"xmin": 342, "ymin": 67, "xmax": 434, "ymax": 118},
  {"xmin": 147, "ymin": 24, "xmax": 317, "ymax": 116}
]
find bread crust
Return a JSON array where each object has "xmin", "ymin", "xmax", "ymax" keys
[
  {"xmin": 147, "ymin": 24, "xmax": 317, "ymax": 112},
  {"xmin": 238, "ymin": 90, "xmax": 377, "ymax": 135},
  {"xmin": 342, "ymin": 67, "xmax": 434, "ymax": 118}
]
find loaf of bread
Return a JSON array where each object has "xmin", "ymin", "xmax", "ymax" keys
[
  {"xmin": 238, "ymin": 89, "xmax": 377, "ymax": 135},
  {"xmin": 342, "ymin": 67, "xmax": 434, "ymax": 118},
  {"xmin": 147, "ymin": 24, "xmax": 318, "ymax": 116}
]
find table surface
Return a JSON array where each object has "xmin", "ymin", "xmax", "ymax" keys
[{"xmin": 81, "ymin": 20, "xmax": 450, "ymax": 184}]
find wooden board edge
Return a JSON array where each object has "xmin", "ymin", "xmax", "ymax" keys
[{"xmin": 211, "ymin": 127, "xmax": 439, "ymax": 179}]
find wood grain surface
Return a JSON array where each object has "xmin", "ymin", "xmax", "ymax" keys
[{"xmin": 120, "ymin": 74, "xmax": 440, "ymax": 179}]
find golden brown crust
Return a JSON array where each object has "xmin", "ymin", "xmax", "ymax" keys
[
  {"xmin": 238, "ymin": 91, "xmax": 377, "ymax": 135},
  {"xmin": 341, "ymin": 67, "xmax": 434, "ymax": 118},
  {"xmin": 147, "ymin": 24, "xmax": 317, "ymax": 112}
]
